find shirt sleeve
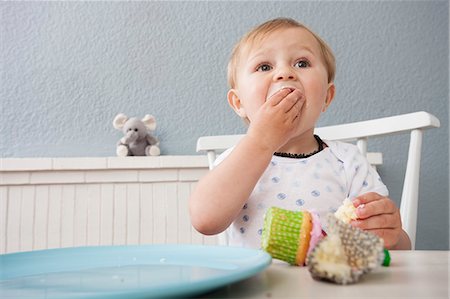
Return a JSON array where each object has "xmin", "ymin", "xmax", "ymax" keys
[{"xmin": 328, "ymin": 140, "xmax": 389, "ymax": 199}]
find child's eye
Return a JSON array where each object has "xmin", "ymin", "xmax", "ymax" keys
[
  {"xmin": 256, "ymin": 64, "xmax": 272, "ymax": 72},
  {"xmin": 295, "ymin": 60, "xmax": 310, "ymax": 68}
]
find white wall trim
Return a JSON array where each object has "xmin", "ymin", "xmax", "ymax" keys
[
  {"xmin": 0, "ymin": 156, "xmax": 217, "ymax": 253},
  {"xmin": 1, "ymin": 156, "xmax": 209, "ymax": 171},
  {"xmin": 0, "ymin": 156, "xmax": 209, "ymax": 186}
]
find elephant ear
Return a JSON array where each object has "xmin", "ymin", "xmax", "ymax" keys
[
  {"xmin": 142, "ymin": 114, "xmax": 156, "ymax": 130},
  {"xmin": 113, "ymin": 113, "xmax": 129, "ymax": 129}
]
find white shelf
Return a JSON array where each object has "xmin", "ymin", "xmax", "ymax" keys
[
  {"xmin": 0, "ymin": 156, "xmax": 209, "ymax": 185},
  {"xmin": 0, "ymin": 156, "xmax": 209, "ymax": 171}
]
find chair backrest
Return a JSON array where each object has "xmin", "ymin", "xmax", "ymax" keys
[{"xmin": 196, "ymin": 111, "xmax": 440, "ymax": 249}]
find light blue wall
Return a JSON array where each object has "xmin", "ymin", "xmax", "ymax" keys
[{"xmin": 1, "ymin": 1, "xmax": 448, "ymax": 250}]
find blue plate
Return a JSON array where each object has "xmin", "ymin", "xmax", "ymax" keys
[{"xmin": 0, "ymin": 244, "xmax": 271, "ymax": 298}]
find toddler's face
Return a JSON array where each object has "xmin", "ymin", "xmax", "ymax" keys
[{"xmin": 229, "ymin": 27, "xmax": 334, "ymax": 134}]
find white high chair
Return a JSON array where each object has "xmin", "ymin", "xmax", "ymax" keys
[{"xmin": 196, "ymin": 111, "xmax": 440, "ymax": 249}]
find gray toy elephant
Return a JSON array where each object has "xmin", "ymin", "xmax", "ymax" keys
[{"xmin": 113, "ymin": 113, "xmax": 161, "ymax": 156}]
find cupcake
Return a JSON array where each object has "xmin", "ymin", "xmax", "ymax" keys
[
  {"xmin": 261, "ymin": 207, "xmax": 323, "ymax": 266},
  {"xmin": 307, "ymin": 214, "xmax": 388, "ymax": 284}
]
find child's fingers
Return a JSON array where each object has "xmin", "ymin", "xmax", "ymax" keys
[
  {"xmin": 351, "ymin": 192, "xmax": 403, "ymax": 249},
  {"xmin": 284, "ymin": 90, "xmax": 305, "ymax": 114},
  {"xmin": 289, "ymin": 100, "xmax": 305, "ymax": 124},
  {"xmin": 352, "ymin": 192, "xmax": 383, "ymax": 206},
  {"xmin": 355, "ymin": 197, "xmax": 398, "ymax": 219},
  {"xmin": 351, "ymin": 213, "xmax": 399, "ymax": 230},
  {"xmin": 266, "ymin": 88, "xmax": 295, "ymax": 106},
  {"xmin": 266, "ymin": 89, "xmax": 304, "ymax": 113}
]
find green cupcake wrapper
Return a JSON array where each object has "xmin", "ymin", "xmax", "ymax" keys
[{"xmin": 261, "ymin": 207, "xmax": 305, "ymax": 264}]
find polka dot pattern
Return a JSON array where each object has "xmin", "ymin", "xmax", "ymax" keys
[{"xmin": 214, "ymin": 140, "xmax": 389, "ymax": 249}]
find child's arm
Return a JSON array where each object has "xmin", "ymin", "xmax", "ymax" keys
[
  {"xmin": 189, "ymin": 135, "xmax": 274, "ymax": 235},
  {"xmin": 189, "ymin": 88, "xmax": 305, "ymax": 235},
  {"xmin": 351, "ymin": 192, "xmax": 412, "ymax": 250}
]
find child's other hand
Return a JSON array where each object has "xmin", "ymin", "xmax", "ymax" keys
[
  {"xmin": 350, "ymin": 192, "xmax": 402, "ymax": 249},
  {"xmin": 247, "ymin": 88, "xmax": 305, "ymax": 151}
]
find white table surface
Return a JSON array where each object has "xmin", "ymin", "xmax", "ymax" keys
[{"xmin": 199, "ymin": 250, "xmax": 449, "ymax": 298}]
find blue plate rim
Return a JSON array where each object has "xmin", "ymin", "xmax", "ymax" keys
[{"xmin": 0, "ymin": 244, "xmax": 272, "ymax": 298}]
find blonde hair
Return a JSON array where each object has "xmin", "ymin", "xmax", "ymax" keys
[{"xmin": 227, "ymin": 18, "xmax": 336, "ymax": 88}]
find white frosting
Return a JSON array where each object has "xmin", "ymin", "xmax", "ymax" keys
[{"xmin": 334, "ymin": 198, "xmax": 357, "ymax": 223}]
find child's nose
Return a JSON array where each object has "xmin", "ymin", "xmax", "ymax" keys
[{"xmin": 275, "ymin": 66, "xmax": 296, "ymax": 81}]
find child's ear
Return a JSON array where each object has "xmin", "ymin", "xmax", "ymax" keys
[
  {"xmin": 322, "ymin": 82, "xmax": 335, "ymax": 112},
  {"xmin": 227, "ymin": 89, "xmax": 247, "ymax": 118}
]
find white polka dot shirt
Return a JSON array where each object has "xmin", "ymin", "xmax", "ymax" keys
[{"xmin": 214, "ymin": 140, "xmax": 389, "ymax": 249}]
